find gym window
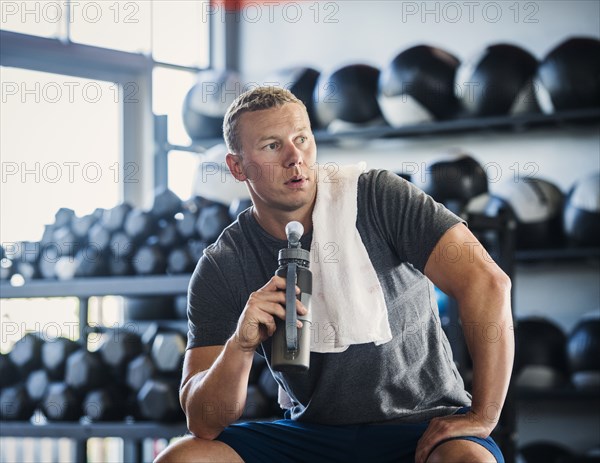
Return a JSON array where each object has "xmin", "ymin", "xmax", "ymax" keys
[{"xmin": 0, "ymin": 0, "xmax": 211, "ymax": 350}]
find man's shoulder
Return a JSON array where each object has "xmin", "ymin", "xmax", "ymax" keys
[
  {"xmin": 358, "ymin": 168, "xmax": 411, "ymax": 194},
  {"xmin": 203, "ymin": 217, "xmax": 244, "ymax": 261}
]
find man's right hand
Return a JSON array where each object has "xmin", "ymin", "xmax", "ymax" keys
[{"xmin": 233, "ymin": 275, "xmax": 307, "ymax": 351}]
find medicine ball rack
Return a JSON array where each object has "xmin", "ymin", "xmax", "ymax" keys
[{"xmin": 164, "ymin": 107, "xmax": 600, "ymax": 152}]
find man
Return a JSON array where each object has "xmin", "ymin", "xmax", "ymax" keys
[{"xmin": 156, "ymin": 87, "xmax": 513, "ymax": 463}]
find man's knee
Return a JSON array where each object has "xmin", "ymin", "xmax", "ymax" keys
[
  {"xmin": 426, "ymin": 438, "xmax": 497, "ymax": 463},
  {"xmin": 154, "ymin": 435, "xmax": 244, "ymax": 463}
]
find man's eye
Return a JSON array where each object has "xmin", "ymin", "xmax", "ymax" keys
[
  {"xmin": 265, "ymin": 142, "xmax": 278, "ymax": 150},
  {"xmin": 298, "ymin": 136, "xmax": 307, "ymax": 144}
]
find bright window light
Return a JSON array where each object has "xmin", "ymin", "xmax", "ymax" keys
[
  {"xmin": 168, "ymin": 150, "xmax": 199, "ymax": 200},
  {"xmin": 152, "ymin": 0, "xmax": 210, "ymax": 68},
  {"xmin": 0, "ymin": 1, "xmax": 64, "ymax": 38},
  {"xmin": 0, "ymin": 66, "xmax": 121, "ymax": 243},
  {"xmin": 69, "ymin": 1, "xmax": 152, "ymax": 54},
  {"xmin": 153, "ymin": 66, "xmax": 197, "ymax": 146}
]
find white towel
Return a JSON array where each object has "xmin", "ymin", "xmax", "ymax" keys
[{"xmin": 309, "ymin": 162, "xmax": 392, "ymax": 353}]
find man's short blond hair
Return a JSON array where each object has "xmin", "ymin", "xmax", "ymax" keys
[{"xmin": 223, "ymin": 86, "xmax": 307, "ymax": 155}]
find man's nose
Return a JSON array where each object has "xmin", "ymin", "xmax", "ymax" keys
[{"xmin": 283, "ymin": 141, "xmax": 303, "ymax": 168}]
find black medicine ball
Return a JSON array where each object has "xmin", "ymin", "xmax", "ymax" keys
[
  {"xmin": 265, "ymin": 67, "xmax": 321, "ymax": 129},
  {"xmin": 378, "ymin": 45, "xmax": 461, "ymax": 126},
  {"xmin": 563, "ymin": 173, "xmax": 600, "ymax": 247},
  {"xmin": 314, "ymin": 64, "xmax": 383, "ymax": 128},
  {"xmin": 493, "ymin": 178, "xmax": 565, "ymax": 250},
  {"xmin": 535, "ymin": 37, "xmax": 600, "ymax": 113},
  {"xmin": 514, "ymin": 317, "xmax": 569, "ymax": 389},
  {"xmin": 422, "ymin": 154, "xmax": 488, "ymax": 214},
  {"xmin": 567, "ymin": 315, "xmax": 600, "ymax": 390},
  {"xmin": 456, "ymin": 43, "xmax": 540, "ymax": 117},
  {"xmin": 183, "ymin": 69, "xmax": 243, "ymax": 140}
]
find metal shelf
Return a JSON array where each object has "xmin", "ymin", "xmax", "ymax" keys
[
  {"xmin": 0, "ymin": 421, "xmax": 188, "ymax": 439},
  {"xmin": 515, "ymin": 247, "xmax": 600, "ymax": 262},
  {"xmin": 516, "ymin": 387, "xmax": 600, "ymax": 401},
  {"xmin": 311, "ymin": 108, "xmax": 600, "ymax": 144},
  {"xmin": 0, "ymin": 274, "xmax": 192, "ymax": 299},
  {"xmin": 171, "ymin": 108, "xmax": 600, "ymax": 151}
]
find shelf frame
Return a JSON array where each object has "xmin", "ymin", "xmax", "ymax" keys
[
  {"xmin": 0, "ymin": 275, "xmax": 191, "ymax": 299},
  {"xmin": 163, "ymin": 107, "xmax": 600, "ymax": 153}
]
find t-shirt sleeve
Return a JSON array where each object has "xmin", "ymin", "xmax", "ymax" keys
[
  {"xmin": 363, "ymin": 169, "xmax": 465, "ymax": 274},
  {"xmin": 186, "ymin": 251, "xmax": 240, "ymax": 350}
]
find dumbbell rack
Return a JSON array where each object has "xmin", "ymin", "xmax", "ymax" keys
[{"xmin": 0, "ymin": 274, "xmax": 192, "ymax": 463}]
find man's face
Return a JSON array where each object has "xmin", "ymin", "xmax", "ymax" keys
[{"xmin": 232, "ymin": 103, "xmax": 317, "ymax": 214}]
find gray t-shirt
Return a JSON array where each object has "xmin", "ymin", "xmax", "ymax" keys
[{"xmin": 187, "ymin": 169, "xmax": 472, "ymax": 425}]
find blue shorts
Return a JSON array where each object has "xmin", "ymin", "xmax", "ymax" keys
[{"xmin": 216, "ymin": 407, "xmax": 504, "ymax": 463}]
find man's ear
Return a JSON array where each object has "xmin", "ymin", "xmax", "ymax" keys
[{"xmin": 226, "ymin": 153, "xmax": 247, "ymax": 181}]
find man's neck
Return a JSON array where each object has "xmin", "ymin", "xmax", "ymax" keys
[{"xmin": 252, "ymin": 206, "xmax": 313, "ymax": 241}]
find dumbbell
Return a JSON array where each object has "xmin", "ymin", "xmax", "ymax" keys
[
  {"xmin": 196, "ymin": 203, "xmax": 231, "ymax": 243},
  {"xmin": 2, "ymin": 242, "xmax": 39, "ymax": 281},
  {"xmin": 0, "ymin": 384, "xmax": 36, "ymax": 421},
  {"xmin": 101, "ymin": 203, "xmax": 132, "ymax": 232},
  {"xmin": 88, "ymin": 223, "xmax": 112, "ymax": 252},
  {"xmin": 0, "ymin": 353, "xmax": 20, "ymax": 388},
  {"xmin": 107, "ymin": 255, "xmax": 135, "ymax": 276},
  {"xmin": 39, "ymin": 224, "xmax": 55, "ymax": 248},
  {"xmin": 126, "ymin": 354, "xmax": 156, "ymax": 392},
  {"xmin": 42, "ymin": 382, "xmax": 82, "ymax": 421},
  {"xmin": 124, "ymin": 209, "xmax": 156, "ymax": 244},
  {"xmin": 109, "ymin": 231, "xmax": 137, "ymax": 258},
  {"xmin": 12, "ymin": 260, "xmax": 39, "ymax": 281},
  {"xmin": 9, "ymin": 333, "xmax": 44, "ymax": 376},
  {"xmin": 151, "ymin": 189, "xmax": 182, "ymax": 221},
  {"xmin": 83, "ymin": 387, "xmax": 128, "ymax": 422},
  {"xmin": 98, "ymin": 329, "xmax": 144, "ymax": 378},
  {"xmin": 167, "ymin": 247, "xmax": 195, "ymax": 274},
  {"xmin": 229, "ymin": 198, "xmax": 253, "ymax": 221},
  {"xmin": 8, "ymin": 241, "xmax": 41, "ymax": 266},
  {"xmin": 175, "ymin": 195, "xmax": 212, "ymax": 240},
  {"xmin": 37, "ymin": 243, "xmax": 62, "ymax": 279},
  {"xmin": 25, "ymin": 369, "xmax": 50, "ymax": 407},
  {"xmin": 55, "ymin": 246, "xmax": 108, "ymax": 280},
  {"xmin": 132, "ymin": 238, "xmax": 167, "ymax": 275},
  {"xmin": 71, "ymin": 213, "xmax": 98, "ymax": 242},
  {"xmin": 157, "ymin": 220, "xmax": 183, "ymax": 250},
  {"xmin": 187, "ymin": 239, "xmax": 208, "ymax": 262},
  {"xmin": 174, "ymin": 296, "xmax": 188, "ymax": 320},
  {"xmin": 65, "ymin": 349, "xmax": 108, "ymax": 392},
  {"xmin": 137, "ymin": 378, "xmax": 184, "ymax": 422},
  {"xmin": 42, "ymin": 337, "xmax": 79, "ymax": 380},
  {"xmin": 0, "ymin": 256, "xmax": 14, "ymax": 281},
  {"xmin": 175, "ymin": 209, "xmax": 200, "ymax": 240},
  {"xmin": 142, "ymin": 324, "xmax": 186, "ymax": 374},
  {"xmin": 52, "ymin": 225, "xmax": 82, "ymax": 257},
  {"xmin": 54, "ymin": 208, "xmax": 75, "ymax": 229}
]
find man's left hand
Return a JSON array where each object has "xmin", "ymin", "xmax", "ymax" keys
[{"xmin": 414, "ymin": 410, "xmax": 493, "ymax": 463}]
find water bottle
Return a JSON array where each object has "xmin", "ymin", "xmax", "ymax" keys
[{"xmin": 271, "ymin": 221, "xmax": 312, "ymax": 373}]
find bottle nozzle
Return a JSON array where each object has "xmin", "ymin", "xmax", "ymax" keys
[{"xmin": 285, "ymin": 221, "xmax": 304, "ymax": 248}]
